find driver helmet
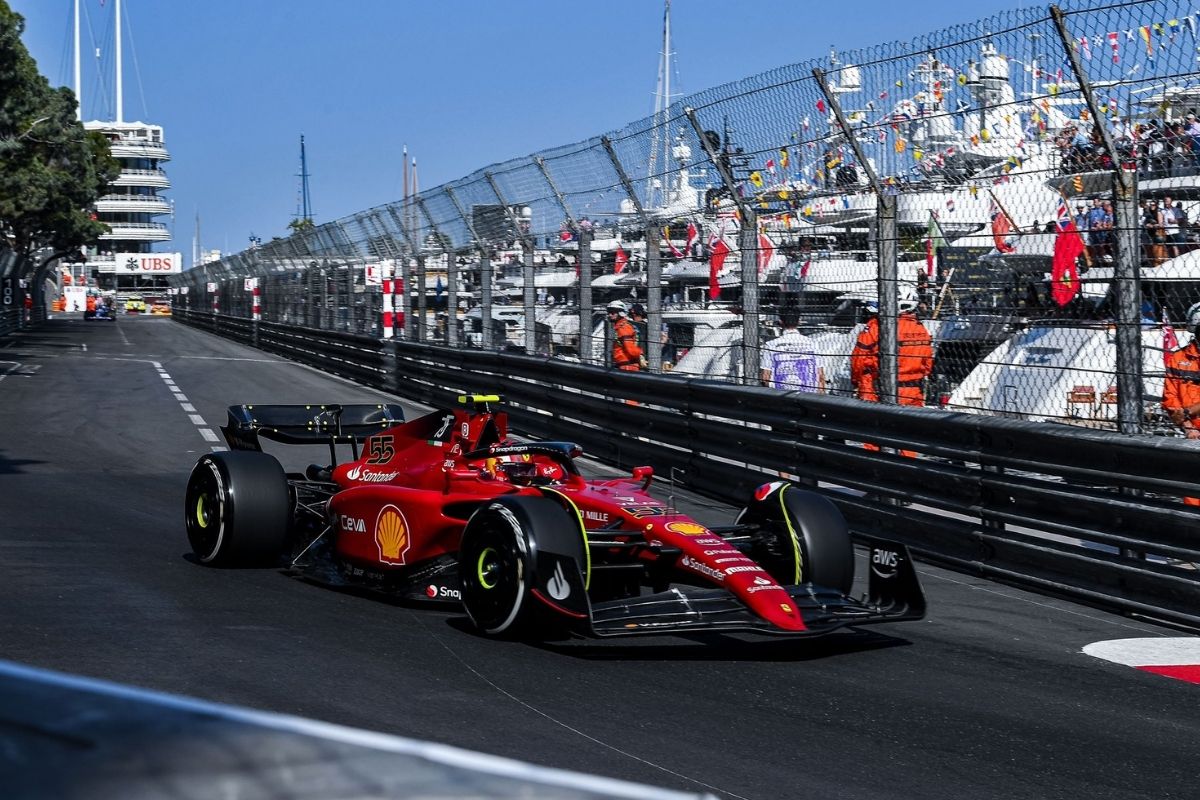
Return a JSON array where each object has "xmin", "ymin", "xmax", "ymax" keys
[
  {"xmin": 606, "ymin": 300, "xmax": 627, "ymax": 315},
  {"xmin": 498, "ymin": 460, "xmax": 539, "ymax": 485}
]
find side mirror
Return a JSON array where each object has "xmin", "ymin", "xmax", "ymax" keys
[{"xmin": 631, "ymin": 465, "xmax": 653, "ymax": 489}]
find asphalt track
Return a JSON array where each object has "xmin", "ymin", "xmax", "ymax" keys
[{"xmin": 0, "ymin": 315, "xmax": 1195, "ymax": 800}]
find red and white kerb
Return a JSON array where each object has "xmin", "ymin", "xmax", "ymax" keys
[{"xmin": 1083, "ymin": 638, "xmax": 1200, "ymax": 685}]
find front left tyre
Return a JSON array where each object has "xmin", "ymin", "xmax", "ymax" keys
[{"xmin": 185, "ymin": 451, "xmax": 290, "ymax": 567}]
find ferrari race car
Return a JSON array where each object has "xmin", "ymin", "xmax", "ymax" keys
[{"xmin": 184, "ymin": 395, "xmax": 925, "ymax": 639}]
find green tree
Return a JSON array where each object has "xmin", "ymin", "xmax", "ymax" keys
[
  {"xmin": 287, "ymin": 217, "xmax": 316, "ymax": 235},
  {"xmin": 0, "ymin": 2, "xmax": 118, "ymax": 277}
]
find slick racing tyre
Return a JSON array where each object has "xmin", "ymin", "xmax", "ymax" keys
[
  {"xmin": 458, "ymin": 496, "xmax": 583, "ymax": 639},
  {"xmin": 185, "ymin": 451, "xmax": 290, "ymax": 567},
  {"xmin": 736, "ymin": 485, "xmax": 854, "ymax": 594}
]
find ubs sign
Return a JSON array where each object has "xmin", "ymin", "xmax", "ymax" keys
[{"xmin": 114, "ymin": 252, "xmax": 181, "ymax": 275}]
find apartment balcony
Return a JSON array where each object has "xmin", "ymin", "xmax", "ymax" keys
[
  {"xmin": 109, "ymin": 139, "xmax": 170, "ymax": 162},
  {"xmin": 111, "ymin": 169, "xmax": 170, "ymax": 189},
  {"xmin": 95, "ymin": 194, "xmax": 172, "ymax": 216},
  {"xmin": 98, "ymin": 221, "xmax": 172, "ymax": 242}
]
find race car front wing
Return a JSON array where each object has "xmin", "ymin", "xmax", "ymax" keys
[{"xmin": 586, "ymin": 540, "xmax": 925, "ymax": 638}]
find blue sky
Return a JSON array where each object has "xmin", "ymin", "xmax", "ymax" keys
[{"xmin": 12, "ymin": 0, "xmax": 1023, "ymax": 262}]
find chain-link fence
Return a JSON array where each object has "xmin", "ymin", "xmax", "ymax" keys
[{"xmin": 170, "ymin": 0, "xmax": 1200, "ymax": 436}]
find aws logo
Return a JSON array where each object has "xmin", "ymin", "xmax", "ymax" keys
[{"xmin": 375, "ymin": 505, "xmax": 411, "ymax": 565}]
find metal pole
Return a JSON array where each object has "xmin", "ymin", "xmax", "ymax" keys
[
  {"xmin": 600, "ymin": 136, "xmax": 646, "ymax": 221},
  {"xmin": 480, "ymin": 251, "xmax": 494, "ymax": 351},
  {"xmin": 1051, "ymin": 4, "xmax": 1142, "ymax": 434},
  {"xmin": 415, "ymin": 255, "xmax": 427, "ymax": 343},
  {"xmin": 578, "ymin": 225, "xmax": 593, "ymax": 364},
  {"xmin": 684, "ymin": 107, "xmax": 759, "ymax": 384},
  {"xmin": 646, "ymin": 222, "xmax": 662, "ymax": 372},
  {"xmin": 484, "ymin": 173, "xmax": 536, "ymax": 354},
  {"xmin": 416, "ymin": 197, "xmax": 453, "ymax": 345},
  {"xmin": 813, "ymin": 66, "xmax": 896, "ymax": 403},
  {"xmin": 445, "ymin": 186, "xmax": 489, "ymax": 351}
]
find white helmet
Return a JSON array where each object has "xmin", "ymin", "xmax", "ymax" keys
[
  {"xmin": 1187, "ymin": 302, "xmax": 1200, "ymax": 330},
  {"xmin": 606, "ymin": 300, "xmax": 627, "ymax": 314},
  {"xmin": 898, "ymin": 286, "xmax": 919, "ymax": 312}
]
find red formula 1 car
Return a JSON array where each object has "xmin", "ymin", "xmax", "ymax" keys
[{"xmin": 185, "ymin": 395, "xmax": 925, "ymax": 639}]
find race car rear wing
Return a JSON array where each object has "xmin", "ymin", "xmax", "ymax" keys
[{"xmin": 221, "ymin": 404, "xmax": 405, "ymax": 459}]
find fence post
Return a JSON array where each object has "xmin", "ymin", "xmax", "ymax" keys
[
  {"xmin": 578, "ymin": 224, "xmax": 593, "ymax": 364},
  {"xmin": 814, "ymin": 66, "xmax": 897, "ymax": 404},
  {"xmin": 536, "ymin": 155, "xmax": 591, "ymax": 363},
  {"xmin": 645, "ymin": 222, "xmax": 663, "ymax": 372},
  {"xmin": 685, "ymin": 107, "xmax": 760, "ymax": 383},
  {"xmin": 446, "ymin": 186, "xmax": 487, "ymax": 351},
  {"xmin": 1051, "ymin": 4, "xmax": 1143, "ymax": 436},
  {"xmin": 416, "ymin": 196, "xmax": 453, "ymax": 345},
  {"xmin": 485, "ymin": 172, "xmax": 536, "ymax": 355}
]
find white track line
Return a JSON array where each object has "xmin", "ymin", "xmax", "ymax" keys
[{"xmin": 0, "ymin": 660, "xmax": 708, "ymax": 799}]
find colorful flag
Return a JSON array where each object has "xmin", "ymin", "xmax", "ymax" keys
[
  {"xmin": 684, "ymin": 221, "xmax": 699, "ymax": 254},
  {"xmin": 757, "ymin": 231, "xmax": 775, "ymax": 276},
  {"xmin": 816, "ymin": 98, "xmax": 826, "ymax": 114},
  {"xmin": 614, "ymin": 245, "xmax": 628, "ymax": 275},
  {"xmin": 1051, "ymin": 197, "xmax": 1085, "ymax": 306},
  {"xmin": 800, "ymin": 259, "xmax": 811, "ymax": 279},
  {"xmin": 1079, "ymin": 36, "xmax": 1092, "ymax": 59},
  {"xmin": 749, "ymin": 171, "xmax": 764, "ymax": 188},
  {"xmin": 926, "ymin": 212, "xmax": 946, "ymax": 277},
  {"xmin": 708, "ymin": 238, "xmax": 730, "ymax": 299},
  {"xmin": 1140, "ymin": 25, "xmax": 1154, "ymax": 56},
  {"xmin": 559, "ymin": 229, "xmax": 575, "ymax": 242},
  {"xmin": 779, "ymin": 147, "xmax": 790, "ymax": 168},
  {"xmin": 1108, "ymin": 31, "xmax": 1120, "ymax": 62},
  {"xmin": 664, "ymin": 227, "xmax": 684, "ymax": 259},
  {"xmin": 990, "ymin": 198, "xmax": 1016, "ymax": 253},
  {"xmin": 1163, "ymin": 310, "xmax": 1180, "ymax": 366},
  {"xmin": 946, "ymin": 198, "xmax": 955, "ymax": 213}
]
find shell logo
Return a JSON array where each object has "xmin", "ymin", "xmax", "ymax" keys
[
  {"xmin": 374, "ymin": 505, "xmax": 411, "ymax": 565},
  {"xmin": 665, "ymin": 521, "xmax": 708, "ymax": 536}
]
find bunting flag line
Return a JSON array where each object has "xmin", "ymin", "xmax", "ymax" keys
[
  {"xmin": 779, "ymin": 147, "xmax": 790, "ymax": 169},
  {"xmin": 684, "ymin": 221, "xmax": 699, "ymax": 255},
  {"xmin": 1108, "ymin": 30, "xmax": 1120, "ymax": 62},
  {"xmin": 990, "ymin": 196, "xmax": 1016, "ymax": 254}
]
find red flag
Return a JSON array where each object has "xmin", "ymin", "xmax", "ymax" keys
[
  {"xmin": 613, "ymin": 245, "xmax": 628, "ymax": 275},
  {"xmin": 1163, "ymin": 311, "xmax": 1179, "ymax": 367},
  {"xmin": 800, "ymin": 259, "xmax": 811, "ymax": 278},
  {"xmin": 816, "ymin": 98, "xmax": 826, "ymax": 114},
  {"xmin": 990, "ymin": 199, "xmax": 1015, "ymax": 253},
  {"xmin": 757, "ymin": 232, "xmax": 775, "ymax": 275},
  {"xmin": 709, "ymin": 239, "xmax": 730, "ymax": 300},
  {"xmin": 684, "ymin": 222, "xmax": 699, "ymax": 254},
  {"xmin": 1050, "ymin": 216, "xmax": 1085, "ymax": 306},
  {"xmin": 664, "ymin": 227, "xmax": 684, "ymax": 259}
]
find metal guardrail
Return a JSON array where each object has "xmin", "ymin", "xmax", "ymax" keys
[{"xmin": 175, "ymin": 309, "xmax": 1200, "ymax": 630}]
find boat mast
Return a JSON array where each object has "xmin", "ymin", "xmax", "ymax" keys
[
  {"xmin": 298, "ymin": 135, "xmax": 313, "ymax": 223},
  {"xmin": 73, "ymin": 0, "xmax": 81, "ymax": 120},
  {"xmin": 647, "ymin": 0, "xmax": 672, "ymax": 209},
  {"xmin": 115, "ymin": 0, "xmax": 123, "ymax": 123}
]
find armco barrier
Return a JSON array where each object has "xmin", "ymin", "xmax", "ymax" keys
[{"xmin": 176, "ymin": 310, "xmax": 1200, "ymax": 630}]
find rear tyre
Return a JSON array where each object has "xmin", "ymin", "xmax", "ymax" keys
[
  {"xmin": 737, "ymin": 486, "xmax": 854, "ymax": 594},
  {"xmin": 185, "ymin": 451, "xmax": 290, "ymax": 567},
  {"xmin": 458, "ymin": 496, "xmax": 578, "ymax": 638}
]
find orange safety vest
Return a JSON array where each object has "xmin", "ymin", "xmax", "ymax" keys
[
  {"xmin": 850, "ymin": 313, "xmax": 933, "ymax": 405},
  {"xmin": 1163, "ymin": 342, "xmax": 1200, "ymax": 419},
  {"xmin": 611, "ymin": 316, "xmax": 643, "ymax": 370}
]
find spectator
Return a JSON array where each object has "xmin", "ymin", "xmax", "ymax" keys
[
  {"xmin": 760, "ymin": 309, "xmax": 824, "ymax": 393},
  {"xmin": 1161, "ymin": 195, "xmax": 1185, "ymax": 259},
  {"xmin": 1086, "ymin": 198, "xmax": 1109, "ymax": 260}
]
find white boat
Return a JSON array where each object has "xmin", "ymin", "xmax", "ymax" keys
[{"xmin": 947, "ymin": 322, "xmax": 1177, "ymax": 426}]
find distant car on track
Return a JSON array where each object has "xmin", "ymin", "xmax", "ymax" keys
[
  {"xmin": 84, "ymin": 302, "xmax": 116, "ymax": 321},
  {"xmin": 184, "ymin": 395, "xmax": 925, "ymax": 640}
]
